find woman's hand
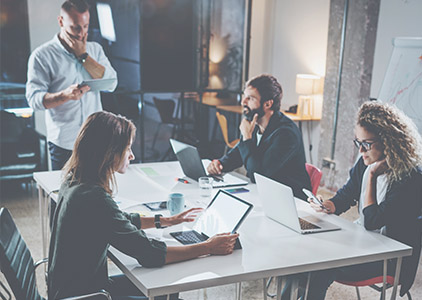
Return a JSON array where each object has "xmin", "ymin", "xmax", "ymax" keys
[
  {"xmin": 370, "ymin": 158, "xmax": 388, "ymax": 178},
  {"xmin": 308, "ymin": 196, "xmax": 336, "ymax": 214},
  {"xmin": 163, "ymin": 208, "xmax": 203, "ymax": 227},
  {"xmin": 205, "ymin": 232, "xmax": 239, "ymax": 255}
]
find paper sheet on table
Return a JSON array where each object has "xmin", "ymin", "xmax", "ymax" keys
[{"xmin": 137, "ymin": 164, "xmax": 178, "ymax": 176}]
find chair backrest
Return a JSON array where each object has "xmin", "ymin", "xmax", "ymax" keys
[
  {"xmin": 0, "ymin": 207, "xmax": 44, "ymax": 300},
  {"xmin": 216, "ymin": 112, "xmax": 230, "ymax": 146},
  {"xmin": 305, "ymin": 163, "xmax": 322, "ymax": 194},
  {"xmin": 153, "ymin": 97, "xmax": 176, "ymax": 124}
]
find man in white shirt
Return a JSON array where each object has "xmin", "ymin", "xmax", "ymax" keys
[{"xmin": 26, "ymin": 0, "xmax": 117, "ymax": 170}]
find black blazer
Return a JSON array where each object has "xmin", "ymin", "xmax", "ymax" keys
[{"xmin": 219, "ymin": 111, "xmax": 311, "ymax": 200}]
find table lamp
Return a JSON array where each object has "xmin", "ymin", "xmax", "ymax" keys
[{"xmin": 295, "ymin": 74, "xmax": 323, "ymax": 118}]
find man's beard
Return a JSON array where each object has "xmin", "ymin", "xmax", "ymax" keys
[{"xmin": 243, "ymin": 105, "xmax": 265, "ymax": 121}]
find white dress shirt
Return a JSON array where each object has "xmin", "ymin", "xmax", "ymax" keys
[{"xmin": 26, "ymin": 34, "xmax": 117, "ymax": 150}]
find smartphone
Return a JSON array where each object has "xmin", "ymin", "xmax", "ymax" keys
[
  {"xmin": 143, "ymin": 201, "xmax": 167, "ymax": 211},
  {"xmin": 224, "ymin": 187, "xmax": 250, "ymax": 194},
  {"xmin": 302, "ymin": 188, "xmax": 329, "ymax": 211}
]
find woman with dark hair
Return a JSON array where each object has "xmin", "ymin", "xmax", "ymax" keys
[
  {"xmin": 282, "ymin": 101, "xmax": 422, "ymax": 299},
  {"xmin": 48, "ymin": 111, "xmax": 239, "ymax": 300}
]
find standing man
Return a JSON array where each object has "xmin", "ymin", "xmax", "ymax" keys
[
  {"xmin": 207, "ymin": 74, "xmax": 311, "ymax": 199},
  {"xmin": 26, "ymin": 0, "xmax": 117, "ymax": 170}
]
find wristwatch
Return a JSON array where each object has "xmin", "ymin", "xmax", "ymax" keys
[
  {"xmin": 78, "ymin": 52, "xmax": 88, "ymax": 64},
  {"xmin": 154, "ymin": 214, "xmax": 163, "ymax": 229}
]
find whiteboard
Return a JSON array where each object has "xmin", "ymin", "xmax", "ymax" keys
[{"xmin": 378, "ymin": 37, "xmax": 422, "ymax": 133}]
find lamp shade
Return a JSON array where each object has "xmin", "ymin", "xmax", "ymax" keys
[{"xmin": 296, "ymin": 74, "xmax": 323, "ymax": 95}]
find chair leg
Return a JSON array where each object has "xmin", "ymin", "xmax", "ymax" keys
[
  {"xmin": 264, "ymin": 276, "xmax": 277, "ymax": 298},
  {"xmin": 355, "ymin": 286, "xmax": 361, "ymax": 300}
]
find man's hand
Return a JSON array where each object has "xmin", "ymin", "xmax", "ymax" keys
[
  {"xmin": 163, "ymin": 208, "xmax": 203, "ymax": 227},
  {"xmin": 239, "ymin": 113, "xmax": 258, "ymax": 141},
  {"xmin": 63, "ymin": 83, "xmax": 90, "ymax": 101},
  {"xmin": 63, "ymin": 31, "xmax": 87, "ymax": 57},
  {"xmin": 207, "ymin": 160, "xmax": 223, "ymax": 175},
  {"xmin": 205, "ymin": 233, "xmax": 239, "ymax": 255}
]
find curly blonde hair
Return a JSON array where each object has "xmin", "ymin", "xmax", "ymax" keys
[{"xmin": 357, "ymin": 101, "xmax": 422, "ymax": 184}]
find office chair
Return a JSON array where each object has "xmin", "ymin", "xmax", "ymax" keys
[
  {"xmin": 0, "ymin": 207, "xmax": 112, "ymax": 300},
  {"xmin": 151, "ymin": 97, "xmax": 181, "ymax": 161},
  {"xmin": 305, "ymin": 163, "xmax": 322, "ymax": 194},
  {"xmin": 0, "ymin": 111, "xmax": 48, "ymax": 185},
  {"xmin": 215, "ymin": 111, "xmax": 240, "ymax": 153}
]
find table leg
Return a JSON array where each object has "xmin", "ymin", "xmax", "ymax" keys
[
  {"xmin": 276, "ymin": 276, "xmax": 282, "ymax": 300},
  {"xmin": 303, "ymin": 272, "xmax": 311, "ymax": 300},
  {"xmin": 38, "ymin": 186, "xmax": 47, "ymax": 260},
  {"xmin": 381, "ymin": 259, "xmax": 387, "ymax": 300},
  {"xmin": 263, "ymin": 278, "xmax": 268, "ymax": 300},
  {"xmin": 236, "ymin": 282, "xmax": 242, "ymax": 300},
  {"xmin": 390, "ymin": 257, "xmax": 402, "ymax": 300}
]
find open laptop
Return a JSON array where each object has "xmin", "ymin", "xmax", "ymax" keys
[
  {"xmin": 170, "ymin": 190, "xmax": 253, "ymax": 248},
  {"xmin": 169, "ymin": 139, "xmax": 248, "ymax": 188},
  {"xmin": 254, "ymin": 173, "xmax": 340, "ymax": 234}
]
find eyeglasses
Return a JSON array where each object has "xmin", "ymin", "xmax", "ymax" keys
[{"xmin": 353, "ymin": 138, "xmax": 378, "ymax": 152}]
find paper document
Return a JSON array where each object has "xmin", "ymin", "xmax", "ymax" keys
[{"xmin": 79, "ymin": 78, "xmax": 117, "ymax": 91}]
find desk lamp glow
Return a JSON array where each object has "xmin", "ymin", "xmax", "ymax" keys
[{"xmin": 295, "ymin": 74, "xmax": 323, "ymax": 118}]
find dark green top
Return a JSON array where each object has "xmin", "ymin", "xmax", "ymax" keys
[{"xmin": 48, "ymin": 180, "xmax": 167, "ymax": 299}]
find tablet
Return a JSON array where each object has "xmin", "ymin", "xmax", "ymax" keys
[{"xmin": 79, "ymin": 78, "xmax": 117, "ymax": 91}]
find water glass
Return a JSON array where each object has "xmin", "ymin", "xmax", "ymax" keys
[{"xmin": 199, "ymin": 177, "xmax": 213, "ymax": 198}]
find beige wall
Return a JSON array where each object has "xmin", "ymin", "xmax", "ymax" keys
[{"xmin": 249, "ymin": 0, "xmax": 330, "ymax": 164}]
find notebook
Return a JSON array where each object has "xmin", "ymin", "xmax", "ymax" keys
[
  {"xmin": 254, "ymin": 173, "xmax": 340, "ymax": 234},
  {"xmin": 170, "ymin": 190, "xmax": 253, "ymax": 248},
  {"xmin": 169, "ymin": 139, "xmax": 248, "ymax": 188}
]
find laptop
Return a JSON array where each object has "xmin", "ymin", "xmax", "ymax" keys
[
  {"xmin": 254, "ymin": 173, "xmax": 340, "ymax": 234},
  {"xmin": 169, "ymin": 139, "xmax": 248, "ymax": 188},
  {"xmin": 170, "ymin": 190, "xmax": 253, "ymax": 248}
]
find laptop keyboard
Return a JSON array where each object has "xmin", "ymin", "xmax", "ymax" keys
[
  {"xmin": 210, "ymin": 175, "xmax": 223, "ymax": 182},
  {"xmin": 299, "ymin": 218, "xmax": 321, "ymax": 230},
  {"xmin": 170, "ymin": 230, "xmax": 207, "ymax": 245}
]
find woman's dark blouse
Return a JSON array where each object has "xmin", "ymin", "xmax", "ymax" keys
[{"xmin": 48, "ymin": 180, "xmax": 167, "ymax": 299}]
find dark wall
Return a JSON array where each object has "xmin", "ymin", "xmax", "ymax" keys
[{"xmin": 0, "ymin": 0, "xmax": 30, "ymax": 83}]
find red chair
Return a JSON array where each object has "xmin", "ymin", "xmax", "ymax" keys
[
  {"xmin": 336, "ymin": 275, "xmax": 411, "ymax": 300},
  {"xmin": 305, "ymin": 163, "xmax": 322, "ymax": 194}
]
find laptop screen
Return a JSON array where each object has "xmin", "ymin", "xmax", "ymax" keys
[{"xmin": 193, "ymin": 190, "xmax": 253, "ymax": 237}]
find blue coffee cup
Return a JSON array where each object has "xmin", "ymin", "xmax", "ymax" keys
[{"xmin": 167, "ymin": 193, "xmax": 185, "ymax": 216}]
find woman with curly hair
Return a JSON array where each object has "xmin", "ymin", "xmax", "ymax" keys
[{"xmin": 282, "ymin": 101, "xmax": 422, "ymax": 300}]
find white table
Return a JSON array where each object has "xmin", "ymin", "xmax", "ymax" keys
[{"xmin": 34, "ymin": 161, "xmax": 412, "ymax": 300}]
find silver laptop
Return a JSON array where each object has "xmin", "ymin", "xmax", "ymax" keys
[
  {"xmin": 170, "ymin": 139, "xmax": 248, "ymax": 188},
  {"xmin": 254, "ymin": 173, "xmax": 340, "ymax": 234}
]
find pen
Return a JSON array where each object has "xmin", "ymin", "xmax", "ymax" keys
[{"xmin": 175, "ymin": 178, "xmax": 189, "ymax": 184}]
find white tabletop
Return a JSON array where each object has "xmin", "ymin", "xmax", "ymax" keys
[{"xmin": 34, "ymin": 161, "xmax": 412, "ymax": 298}]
